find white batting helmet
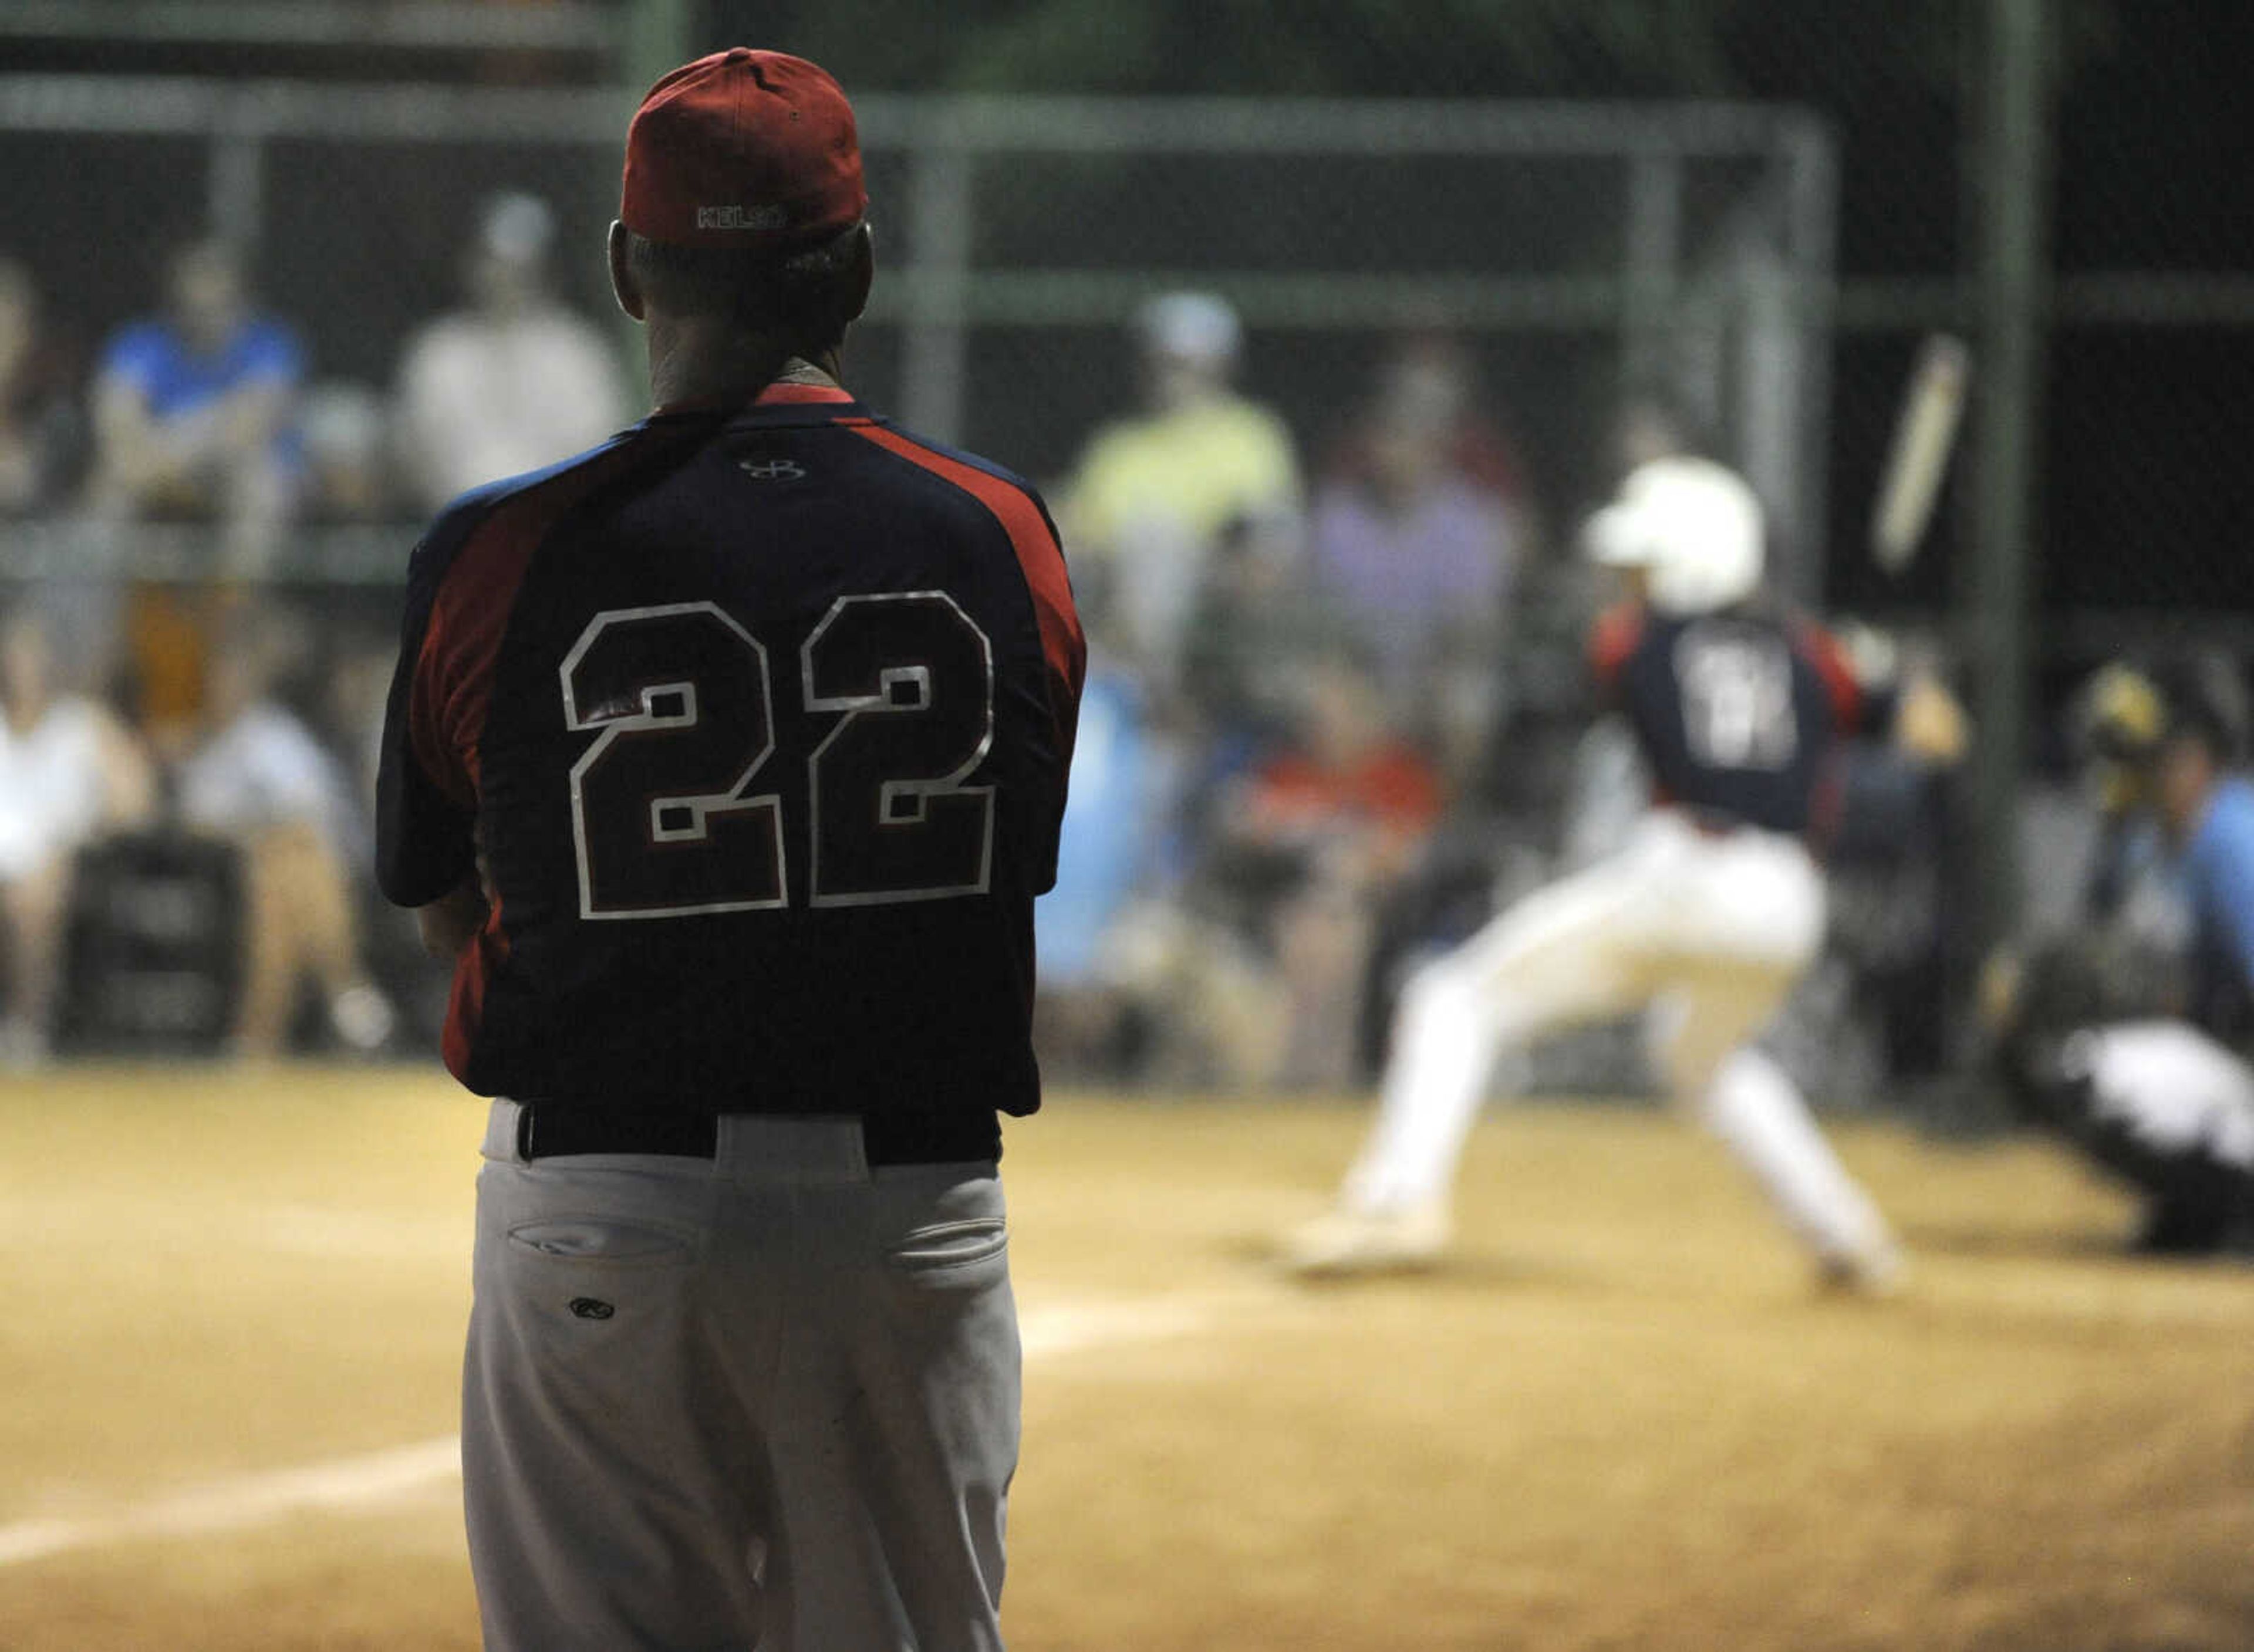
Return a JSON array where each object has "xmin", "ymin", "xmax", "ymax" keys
[{"xmin": 1582, "ymin": 456, "xmax": 1764, "ymax": 616}]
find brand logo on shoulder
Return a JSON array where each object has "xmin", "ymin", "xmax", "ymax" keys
[
  {"xmin": 738, "ymin": 458, "xmax": 807, "ymax": 481},
  {"xmin": 697, "ymin": 204, "xmax": 788, "ymax": 231}
]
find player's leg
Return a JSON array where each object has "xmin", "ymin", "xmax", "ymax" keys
[
  {"xmin": 0, "ymin": 857, "xmax": 69, "ymax": 1064},
  {"xmin": 249, "ymin": 819, "xmax": 396, "ymax": 1052},
  {"xmin": 462, "ymin": 1108, "xmax": 764, "ymax": 1651},
  {"xmin": 1642, "ymin": 825, "xmax": 1899, "ymax": 1286},
  {"xmin": 227, "ymin": 827, "xmax": 301, "ymax": 1058},
  {"xmin": 1285, "ymin": 852, "xmax": 1654, "ymax": 1273},
  {"xmin": 1652, "ymin": 970, "xmax": 1899, "ymax": 1288},
  {"xmin": 745, "ymin": 1157, "xmax": 1017, "ymax": 1652}
]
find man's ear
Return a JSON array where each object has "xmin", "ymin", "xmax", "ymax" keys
[
  {"xmin": 842, "ymin": 222, "xmax": 874, "ymax": 325},
  {"xmin": 607, "ymin": 221, "xmax": 645, "ymax": 322}
]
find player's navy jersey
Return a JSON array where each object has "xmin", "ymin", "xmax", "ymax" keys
[
  {"xmin": 1590, "ymin": 601, "xmax": 1863, "ymax": 837},
  {"xmin": 376, "ymin": 384, "xmax": 1084, "ymax": 1143}
]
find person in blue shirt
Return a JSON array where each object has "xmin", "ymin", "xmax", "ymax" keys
[
  {"xmin": 87, "ymin": 239, "xmax": 305, "ymax": 735},
  {"xmin": 1986, "ymin": 654, "xmax": 2254, "ymax": 1255},
  {"xmin": 89, "ymin": 238, "xmax": 302, "ymax": 578},
  {"xmin": 2161, "ymin": 686, "xmax": 2254, "ymax": 1042}
]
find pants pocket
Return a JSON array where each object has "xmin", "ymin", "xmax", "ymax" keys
[
  {"xmin": 505, "ymin": 1215, "xmax": 696, "ymax": 1264},
  {"xmin": 888, "ymin": 1216, "xmax": 1010, "ymax": 1273}
]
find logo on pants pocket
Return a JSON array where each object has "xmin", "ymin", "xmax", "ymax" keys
[{"xmin": 568, "ymin": 1296, "xmax": 616, "ymax": 1320}]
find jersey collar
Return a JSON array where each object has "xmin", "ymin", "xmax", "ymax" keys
[
  {"xmin": 646, "ymin": 380, "xmax": 871, "ymax": 430},
  {"xmin": 751, "ymin": 381, "xmax": 855, "ymax": 406}
]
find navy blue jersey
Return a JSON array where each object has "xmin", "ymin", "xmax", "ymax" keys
[
  {"xmin": 1591, "ymin": 602, "xmax": 1862, "ymax": 836},
  {"xmin": 376, "ymin": 384, "xmax": 1084, "ymax": 1143}
]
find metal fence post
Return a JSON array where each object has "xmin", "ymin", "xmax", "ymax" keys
[
  {"xmin": 1623, "ymin": 146, "xmax": 1682, "ymax": 391},
  {"xmin": 1965, "ymin": 0, "xmax": 2051, "ymax": 956},
  {"xmin": 1780, "ymin": 113, "xmax": 1837, "ymax": 601},
  {"xmin": 616, "ymin": 0, "xmax": 692, "ymax": 377},
  {"xmin": 900, "ymin": 112, "xmax": 972, "ymax": 445},
  {"xmin": 208, "ymin": 93, "xmax": 265, "ymax": 249}
]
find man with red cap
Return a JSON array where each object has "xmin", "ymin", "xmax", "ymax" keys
[{"xmin": 377, "ymin": 49, "xmax": 1082, "ymax": 1650}]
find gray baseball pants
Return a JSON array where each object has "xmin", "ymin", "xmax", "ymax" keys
[{"xmin": 464, "ymin": 1101, "xmax": 1019, "ymax": 1651}]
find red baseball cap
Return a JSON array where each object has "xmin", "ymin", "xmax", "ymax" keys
[{"xmin": 620, "ymin": 48, "xmax": 867, "ymax": 252}]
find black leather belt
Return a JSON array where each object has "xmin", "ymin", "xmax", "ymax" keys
[{"xmin": 513, "ymin": 1101, "xmax": 997, "ymax": 1167}]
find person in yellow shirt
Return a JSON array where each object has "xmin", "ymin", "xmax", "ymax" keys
[{"xmin": 1058, "ymin": 292, "xmax": 1301, "ymax": 694}]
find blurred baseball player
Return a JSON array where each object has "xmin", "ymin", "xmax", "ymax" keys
[
  {"xmin": 1983, "ymin": 656, "xmax": 2254, "ymax": 1254},
  {"xmin": 376, "ymin": 50, "xmax": 1082, "ymax": 1650},
  {"xmin": 1287, "ymin": 456, "xmax": 1929, "ymax": 1290}
]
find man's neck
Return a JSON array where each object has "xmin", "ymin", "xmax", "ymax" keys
[{"xmin": 643, "ymin": 315, "xmax": 843, "ymax": 412}]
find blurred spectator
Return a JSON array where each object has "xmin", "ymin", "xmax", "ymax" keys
[
  {"xmin": 2072, "ymin": 656, "xmax": 2254, "ymax": 1042},
  {"xmin": 87, "ymin": 239, "xmax": 306, "ymax": 741},
  {"xmin": 1210, "ymin": 647, "xmax": 1446, "ymax": 1089},
  {"xmin": 174, "ymin": 606, "xmax": 393, "ymax": 1058},
  {"xmin": 1046, "ymin": 293, "xmax": 1311, "ymax": 1086},
  {"xmin": 1310, "ymin": 336, "xmax": 1527, "ymax": 786},
  {"xmin": 87, "ymin": 238, "xmax": 303, "ymax": 573},
  {"xmin": 319, "ymin": 623, "xmax": 399, "ymax": 822},
  {"xmin": 1056, "ymin": 291, "xmax": 1301, "ymax": 695},
  {"xmin": 0, "ymin": 258, "xmax": 86, "ymax": 516},
  {"xmin": 1177, "ymin": 510, "xmax": 1334, "ymax": 756},
  {"xmin": 1032, "ymin": 613, "xmax": 1170, "ymax": 1077},
  {"xmin": 0, "ymin": 607, "xmax": 157, "ymax": 1064},
  {"xmin": 1323, "ymin": 334, "xmax": 1534, "ymax": 515},
  {"xmin": 299, "ymin": 381, "xmax": 400, "ymax": 522},
  {"xmin": 394, "ymin": 191, "xmax": 632, "ymax": 509}
]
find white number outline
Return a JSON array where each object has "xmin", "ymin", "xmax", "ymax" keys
[
  {"xmin": 801, "ymin": 590, "xmax": 997, "ymax": 908},
  {"xmin": 560, "ymin": 601, "xmax": 787, "ymax": 921},
  {"xmin": 1672, "ymin": 624, "xmax": 1799, "ymax": 773}
]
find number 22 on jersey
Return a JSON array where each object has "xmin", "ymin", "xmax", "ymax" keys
[{"xmin": 560, "ymin": 592, "xmax": 996, "ymax": 921}]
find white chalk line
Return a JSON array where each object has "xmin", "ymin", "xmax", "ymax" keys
[
  {"xmin": 0, "ymin": 1285, "xmax": 1277, "ymax": 1568},
  {"xmin": 0, "ymin": 1438, "xmax": 465, "ymax": 1567},
  {"xmin": 0, "ymin": 1201, "xmax": 465, "ymax": 1262}
]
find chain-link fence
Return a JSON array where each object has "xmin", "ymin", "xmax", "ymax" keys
[{"xmin": 0, "ymin": 78, "xmax": 1831, "ymax": 570}]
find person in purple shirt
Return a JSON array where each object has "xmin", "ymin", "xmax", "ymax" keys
[
  {"xmin": 1988, "ymin": 654, "xmax": 2254, "ymax": 1255},
  {"xmin": 1308, "ymin": 337, "xmax": 1523, "ymax": 789}
]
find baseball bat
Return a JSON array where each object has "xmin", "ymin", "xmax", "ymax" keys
[{"xmin": 1870, "ymin": 332, "xmax": 1970, "ymax": 576}]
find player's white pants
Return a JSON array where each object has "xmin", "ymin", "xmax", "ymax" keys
[
  {"xmin": 464, "ymin": 1103, "xmax": 1017, "ymax": 1652},
  {"xmin": 1344, "ymin": 811, "xmax": 1892, "ymax": 1266}
]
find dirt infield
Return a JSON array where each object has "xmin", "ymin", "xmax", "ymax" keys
[{"xmin": 0, "ymin": 1066, "xmax": 2248, "ymax": 1650}]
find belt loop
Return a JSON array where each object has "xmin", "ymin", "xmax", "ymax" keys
[{"xmin": 515, "ymin": 1102, "xmax": 536, "ymax": 1163}]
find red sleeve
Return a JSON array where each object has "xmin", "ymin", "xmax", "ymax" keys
[
  {"xmin": 377, "ymin": 428, "xmax": 687, "ymax": 910},
  {"xmin": 1792, "ymin": 619, "xmax": 1864, "ymax": 734},
  {"xmin": 414, "ymin": 441, "xmax": 665, "ymax": 799},
  {"xmin": 1587, "ymin": 602, "xmax": 1645, "ymax": 694},
  {"xmin": 846, "ymin": 423, "xmax": 1086, "ymax": 765},
  {"xmin": 412, "ymin": 520, "xmax": 538, "ymax": 802}
]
